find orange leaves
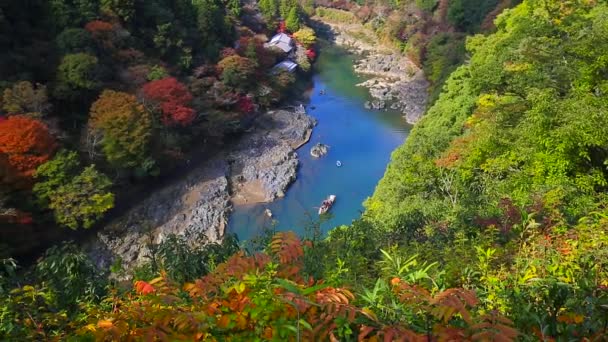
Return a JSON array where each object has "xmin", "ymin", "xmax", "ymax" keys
[
  {"xmin": 0, "ymin": 115, "xmax": 56, "ymax": 183},
  {"xmin": 96, "ymin": 320, "xmax": 113, "ymax": 329},
  {"xmin": 434, "ymin": 134, "xmax": 475, "ymax": 169},
  {"xmin": 134, "ymin": 280, "xmax": 155, "ymax": 295},
  {"xmin": 270, "ymin": 231, "xmax": 304, "ymax": 265},
  {"xmin": 431, "ymin": 288, "xmax": 478, "ymax": 324},
  {"xmin": 470, "ymin": 312, "xmax": 518, "ymax": 341}
]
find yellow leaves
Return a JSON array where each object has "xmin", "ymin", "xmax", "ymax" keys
[
  {"xmin": 360, "ymin": 308, "xmax": 378, "ymax": 322},
  {"xmin": 503, "ymin": 61, "xmax": 532, "ymax": 72}
]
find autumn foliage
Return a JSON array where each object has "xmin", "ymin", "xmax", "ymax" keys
[
  {"xmin": 77, "ymin": 232, "xmax": 517, "ymax": 341},
  {"xmin": 89, "ymin": 90, "xmax": 152, "ymax": 169},
  {"xmin": 142, "ymin": 77, "xmax": 195, "ymax": 126},
  {"xmin": 0, "ymin": 115, "xmax": 56, "ymax": 182}
]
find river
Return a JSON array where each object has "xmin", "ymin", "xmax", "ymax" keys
[{"xmin": 228, "ymin": 45, "xmax": 410, "ymax": 241}]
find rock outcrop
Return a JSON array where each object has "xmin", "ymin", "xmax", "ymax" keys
[
  {"xmin": 229, "ymin": 109, "xmax": 316, "ymax": 202},
  {"xmin": 310, "ymin": 143, "xmax": 329, "ymax": 158},
  {"xmin": 312, "ymin": 19, "xmax": 429, "ymax": 124},
  {"xmin": 90, "ymin": 109, "xmax": 315, "ymax": 271}
]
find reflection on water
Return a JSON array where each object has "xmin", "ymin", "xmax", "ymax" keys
[{"xmin": 228, "ymin": 45, "xmax": 410, "ymax": 242}]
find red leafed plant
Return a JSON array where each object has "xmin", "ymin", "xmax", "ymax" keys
[
  {"xmin": 142, "ymin": 77, "xmax": 196, "ymax": 126},
  {"xmin": 0, "ymin": 115, "xmax": 56, "ymax": 182},
  {"xmin": 306, "ymin": 48, "xmax": 316, "ymax": 60},
  {"xmin": 84, "ymin": 20, "xmax": 114, "ymax": 38},
  {"xmin": 236, "ymin": 96, "xmax": 254, "ymax": 114},
  {"xmin": 278, "ymin": 21, "xmax": 286, "ymax": 33}
]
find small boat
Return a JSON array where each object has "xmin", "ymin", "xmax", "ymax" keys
[
  {"xmin": 264, "ymin": 209, "xmax": 273, "ymax": 218},
  {"xmin": 318, "ymin": 195, "xmax": 336, "ymax": 215},
  {"xmin": 336, "ymin": 160, "xmax": 342, "ymax": 167}
]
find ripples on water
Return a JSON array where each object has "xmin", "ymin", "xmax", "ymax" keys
[{"xmin": 229, "ymin": 46, "xmax": 410, "ymax": 241}]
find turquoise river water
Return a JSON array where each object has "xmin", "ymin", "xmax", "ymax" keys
[{"xmin": 228, "ymin": 46, "xmax": 410, "ymax": 241}]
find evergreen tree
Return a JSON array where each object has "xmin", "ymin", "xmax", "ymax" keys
[{"xmin": 285, "ymin": 7, "xmax": 300, "ymax": 32}]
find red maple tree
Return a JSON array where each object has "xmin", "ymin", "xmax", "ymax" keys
[
  {"xmin": 142, "ymin": 77, "xmax": 196, "ymax": 126},
  {"xmin": 0, "ymin": 115, "xmax": 56, "ymax": 182}
]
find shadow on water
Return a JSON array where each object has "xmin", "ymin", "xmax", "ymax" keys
[{"xmin": 228, "ymin": 44, "xmax": 411, "ymax": 242}]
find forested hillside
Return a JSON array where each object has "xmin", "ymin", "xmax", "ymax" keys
[
  {"xmin": 0, "ymin": 0, "xmax": 316, "ymax": 256},
  {"xmin": 2, "ymin": 0, "xmax": 608, "ymax": 341}
]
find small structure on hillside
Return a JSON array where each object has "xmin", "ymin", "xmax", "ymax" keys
[
  {"xmin": 266, "ymin": 33, "xmax": 294, "ymax": 53},
  {"xmin": 273, "ymin": 60, "xmax": 298, "ymax": 73}
]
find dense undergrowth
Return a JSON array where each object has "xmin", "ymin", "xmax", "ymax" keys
[{"xmin": 2, "ymin": 0, "xmax": 608, "ymax": 340}]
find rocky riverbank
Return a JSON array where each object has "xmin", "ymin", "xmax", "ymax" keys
[
  {"xmin": 312, "ymin": 19, "xmax": 429, "ymax": 124},
  {"xmin": 89, "ymin": 109, "xmax": 315, "ymax": 270}
]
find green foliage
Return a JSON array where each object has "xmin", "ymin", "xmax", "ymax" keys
[
  {"xmin": 314, "ymin": 7, "xmax": 357, "ymax": 24},
  {"xmin": 54, "ymin": 53, "xmax": 100, "ymax": 99},
  {"xmin": 279, "ymin": 0, "xmax": 297, "ymax": 19},
  {"xmin": 259, "ymin": 0, "xmax": 279, "ymax": 22},
  {"xmin": 423, "ymin": 32, "xmax": 466, "ymax": 104},
  {"xmin": 89, "ymin": 90, "xmax": 153, "ymax": 171},
  {"xmin": 285, "ymin": 7, "xmax": 301, "ymax": 32},
  {"xmin": 140, "ymin": 233, "xmax": 240, "ymax": 283},
  {"xmin": 35, "ymin": 243, "xmax": 107, "ymax": 308},
  {"xmin": 416, "ymin": 0, "xmax": 438, "ymax": 12},
  {"xmin": 356, "ymin": 1, "xmax": 608, "ymax": 338},
  {"xmin": 100, "ymin": 0, "xmax": 135, "ymax": 23},
  {"xmin": 35, "ymin": 155, "xmax": 114, "ymax": 229},
  {"xmin": 447, "ymin": 0, "xmax": 499, "ymax": 32},
  {"xmin": 55, "ymin": 28, "xmax": 94, "ymax": 54},
  {"xmin": 49, "ymin": 0, "xmax": 99, "ymax": 30},
  {"xmin": 1, "ymin": 81, "xmax": 51, "ymax": 116},
  {"xmin": 33, "ymin": 150, "xmax": 80, "ymax": 207},
  {"xmin": 193, "ymin": 0, "xmax": 233, "ymax": 60},
  {"xmin": 146, "ymin": 64, "xmax": 168, "ymax": 81},
  {"xmin": 218, "ymin": 55, "xmax": 257, "ymax": 90}
]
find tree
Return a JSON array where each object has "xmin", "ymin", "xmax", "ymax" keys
[
  {"xmin": 279, "ymin": 0, "xmax": 297, "ymax": 19},
  {"xmin": 54, "ymin": 53, "xmax": 100, "ymax": 99},
  {"xmin": 49, "ymin": 0, "xmax": 99, "ymax": 30},
  {"xmin": 0, "ymin": 115, "xmax": 56, "ymax": 182},
  {"xmin": 293, "ymin": 27, "xmax": 316, "ymax": 48},
  {"xmin": 193, "ymin": 0, "xmax": 232, "ymax": 60},
  {"xmin": 217, "ymin": 55, "xmax": 257, "ymax": 90},
  {"xmin": 34, "ymin": 151, "xmax": 114, "ymax": 230},
  {"xmin": 55, "ymin": 28, "xmax": 94, "ymax": 54},
  {"xmin": 285, "ymin": 7, "xmax": 301, "ymax": 33},
  {"xmin": 2, "ymin": 81, "xmax": 51, "ymax": 116},
  {"xmin": 226, "ymin": 0, "xmax": 241, "ymax": 18},
  {"xmin": 416, "ymin": 0, "xmax": 438, "ymax": 12},
  {"xmin": 46, "ymin": 165, "xmax": 114, "ymax": 229},
  {"xmin": 259, "ymin": 0, "xmax": 279, "ymax": 21},
  {"xmin": 33, "ymin": 150, "xmax": 80, "ymax": 207},
  {"xmin": 89, "ymin": 90, "xmax": 153, "ymax": 169},
  {"xmin": 100, "ymin": 0, "xmax": 135, "ymax": 24},
  {"xmin": 142, "ymin": 77, "xmax": 196, "ymax": 126}
]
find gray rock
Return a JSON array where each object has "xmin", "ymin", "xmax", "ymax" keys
[
  {"xmin": 88, "ymin": 109, "xmax": 315, "ymax": 272},
  {"xmin": 229, "ymin": 109, "xmax": 315, "ymax": 201},
  {"xmin": 310, "ymin": 143, "xmax": 329, "ymax": 158}
]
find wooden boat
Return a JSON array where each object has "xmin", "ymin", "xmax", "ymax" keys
[{"xmin": 318, "ymin": 195, "xmax": 336, "ymax": 215}]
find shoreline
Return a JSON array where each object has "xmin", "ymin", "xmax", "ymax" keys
[
  {"xmin": 311, "ymin": 18, "xmax": 429, "ymax": 124},
  {"xmin": 89, "ymin": 108, "xmax": 315, "ymax": 271}
]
